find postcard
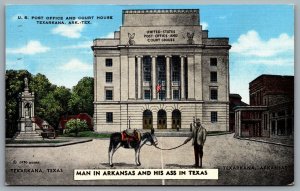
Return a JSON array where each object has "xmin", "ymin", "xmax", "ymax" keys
[{"xmin": 5, "ymin": 4, "xmax": 294, "ymax": 185}]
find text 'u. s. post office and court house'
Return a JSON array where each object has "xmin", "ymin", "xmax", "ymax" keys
[{"xmin": 92, "ymin": 9, "xmax": 231, "ymax": 132}]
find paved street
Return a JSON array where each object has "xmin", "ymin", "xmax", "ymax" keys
[{"xmin": 5, "ymin": 134, "xmax": 294, "ymax": 185}]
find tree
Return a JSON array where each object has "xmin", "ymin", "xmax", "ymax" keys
[
  {"xmin": 68, "ymin": 77, "xmax": 94, "ymax": 116},
  {"xmin": 29, "ymin": 73, "xmax": 54, "ymax": 119},
  {"xmin": 53, "ymin": 86, "xmax": 72, "ymax": 114},
  {"xmin": 29, "ymin": 73, "xmax": 53, "ymax": 99},
  {"xmin": 64, "ymin": 119, "xmax": 89, "ymax": 136},
  {"xmin": 5, "ymin": 69, "xmax": 94, "ymax": 137},
  {"xmin": 38, "ymin": 86, "xmax": 72, "ymax": 127}
]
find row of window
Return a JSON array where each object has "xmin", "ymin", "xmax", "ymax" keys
[
  {"xmin": 105, "ymin": 57, "xmax": 218, "ymax": 67},
  {"xmin": 104, "ymin": 56, "xmax": 218, "ymax": 100},
  {"xmin": 210, "ymin": 58, "xmax": 218, "ymax": 101},
  {"xmin": 105, "ymin": 88, "xmax": 218, "ymax": 100},
  {"xmin": 105, "ymin": 71, "xmax": 217, "ymax": 84},
  {"xmin": 104, "ymin": 58, "xmax": 218, "ymax": 83},
  {"xmin": 104, "ymin": 89, "xmax": 180, "ymax": 100},
  {"xmin": 143, "ymin": 89, "xmax": 180, "ymax": 100},
  {"xmin": 105, "ymin": 111, "xmax": 218, "ymax": 123}
]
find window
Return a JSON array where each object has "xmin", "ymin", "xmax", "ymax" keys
[
  {"xmin": 159, "ymin": 90, "xmax": 166, "ymax": 100},
  {"xmin": 106, "ymin": 112, "xmax": 113, "ymax": 123},
  {"xmin": 210, "ymin": 72, "xmax": 217, "ymax": 82},
  {"xmin": 211, "ymin": 112, "xmax": 218, "ymax": 122},
  {"xmin": 105, "ymin": 89, "xmax": 113, "ymax": 100},
  {"xmin": 106, "ymin": 72, "xmax": 113, "ymax": 83},
  {"xmin": 144, "ymin": 90, "xmax": 151, "ymax": 100},
  {"xmin": 210, "ymin": 89, "xmax": 218, "ymax": 100},
  {"xmin": 157, "ymin": 56, "xmax": 166, "ymax": 83},
  {"xmin": 173, "ymin": 89, "xmax": 180, "ymax": 100},
  {"xmin": 105, "ymin": 58, "xmax": 112, "ymax": 67},
  {"xmin": 172, "ymin": 57, "xmax": 180, "ymax": 82},
  {"xmin": 210, "ymin": 58, "xmax": 217, "ymax": 66},
  {"xmin": 143, "ymin": 56, "xmax": 152, "ymax": 82}
]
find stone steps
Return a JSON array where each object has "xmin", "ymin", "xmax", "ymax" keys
[{"xmin": 14, "ymin": 131, "xmax": 43, "ymax": 141}]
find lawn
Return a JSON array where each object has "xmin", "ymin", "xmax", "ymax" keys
[
  {"xmin": 60, "ymin": 130, "xmax": 231, "ymax": 138},
  {"xmin": 61, "ymin": 131, "xmax": 111, "ymax": 138}
]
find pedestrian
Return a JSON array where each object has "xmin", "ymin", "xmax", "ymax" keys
[{"xmin": 184, "ymin": 118, "xmax": 207, "ymax": 168}]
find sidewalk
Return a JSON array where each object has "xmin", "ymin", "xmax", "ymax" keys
[
  {"xmin": 5, "ymin": 137, "xmax": 93, "ymax": 147},
  {"xmin": 236, "ymin": 136, "xmax": 294, "ymax": 147}
]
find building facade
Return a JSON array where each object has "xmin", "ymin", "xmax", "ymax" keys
[
  {"xmin": 92, "ymin": 9, "xmax": 231, "ymax": 132},
  {"xmin": 229, "ymin": 94, "xmax": 248, "ymax": 132},
  {"xmin": 235, "ymin": 75, "xmax": 294, "ymax": 138}
]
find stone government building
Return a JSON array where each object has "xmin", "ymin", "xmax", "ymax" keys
[{"xmin": 92, "ymin": 9, "xmax": 231, "ymax": 132}]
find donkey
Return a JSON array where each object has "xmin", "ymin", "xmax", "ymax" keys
[{"xmin": 108, "ymin": 128, "xmax": 158, "ymax": 167}]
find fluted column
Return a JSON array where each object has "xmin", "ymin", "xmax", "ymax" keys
[
  {"xmin": 151, "ymin": 56, "xmax": 157, "ymax": 99},
  {"xmin": 180, "ymin": 56, "xmax": 185, "ymax": 99},
  {"xmin": 137, "ymin": 56, "xmax": 142, "ymax": 99},
  {"xmin": 166, "ymin": 55, "xmax": 171, "ymax": 99}
]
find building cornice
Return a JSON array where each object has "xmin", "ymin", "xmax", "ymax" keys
[
  {"xmin": 204, "ymin": 45, "xmax": 232, "ymax": 50},
  {"xmin": 123, "ymin": 9, "xmax": 199, "ymax": 14},
  {"xmin": 234, "ymin": 106, "xmax": 268, "ymax": 111},
  {"xmin": 92, "ymin": 44, "xmax": 205, "ymax": 51},
  {"xmin": 92, "ymin": 44, "xmax": 231, "ymax": 51}
]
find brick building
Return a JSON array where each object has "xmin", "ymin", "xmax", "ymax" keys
[
  {"xmin": 229, "ymin": 94, "xmax": 248, "ymax": 132},
  {"xmin": 235, "ymin": 75, "xmax": 294, "ymax": 138}
]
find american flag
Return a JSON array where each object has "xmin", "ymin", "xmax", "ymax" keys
[{"xmin": 156, "ymin": 83, "xmax": 162, "ymax": 93}]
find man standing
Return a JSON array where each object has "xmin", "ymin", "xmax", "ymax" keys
[{"xmin": 184, "ymin": 118, "xmax": 207, "ymax": 168}]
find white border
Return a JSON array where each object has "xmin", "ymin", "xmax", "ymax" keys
[{"xmin": 0, "ymin": 1, "xmax": 298, "ymax": 191}]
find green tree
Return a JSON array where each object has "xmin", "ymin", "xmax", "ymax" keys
[
  {"xmin": 68, "ymin": 77, "xmax": 94, "ymax": 116},
  {"xmin": 54, "ymin": 86, "xmax": 72, "ymax": 114},
  {"xmin": 29, "ymin": 73, "xmax": 54, "ymax": 118},
  {"xmin": 64, "ymin": 119, "xmax": 89, "ymax": 136},
  {"xmin": 29, "ymin": 73, "xmax": 53, "ymax": 99},
  {"xmin": 5, "ymin": 69, "xmax": 94, "ymax": 137},
  {"xmin": 38, "ymin": 86, "xmax": 72, "ymax": 127}
]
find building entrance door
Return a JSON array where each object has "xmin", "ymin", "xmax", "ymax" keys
[
  {"xmin": 172, "ymin": 109, "xmax": 181, "ymax": 129},
  {"xmin": 143, "ymin": 110, "xmax": 153, "ymax": 129},
  {"xmin": 157, "ymin": 109, "xmax": 167, "ymax": 129}
]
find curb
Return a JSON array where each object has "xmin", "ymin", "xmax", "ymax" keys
[
  {"xmin": 5, "ymin": 138, "xmax": 93, "ymax": 148},
  {"xmin": 236, "ymin": 137, "xmax": 294, "ymax": 147}
]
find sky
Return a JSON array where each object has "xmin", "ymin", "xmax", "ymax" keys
[{"xmin": 6, "ymin": 5, "xmax": 294, "ymax": 103}]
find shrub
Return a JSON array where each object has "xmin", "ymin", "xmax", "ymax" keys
[{"xmin": 64, "ymin": 119, "xmax": 89, "ymax": 136}]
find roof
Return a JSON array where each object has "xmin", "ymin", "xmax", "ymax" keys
[
  {"xmin": 250, "ymin": 74, "xmax": 294, "ymax": 84},
  {"xmin": 230, "ymin": 100, "xmax": 248, "ymax": 111},
  {"xmin": 229, "ymin": 93, "xmax": 242, "ymax": 99}
]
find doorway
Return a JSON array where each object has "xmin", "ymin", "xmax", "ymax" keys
[
  {"xmin": 143, "ymin": 110, "xmax": 153, "ymax": 129},
  {"xmin": 172, "ymin": 109, "xmax": 181, "ymax": 129},
  {"xmin": 157, "ymin": 109, "xmax": 167, "ymax": 129}
]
